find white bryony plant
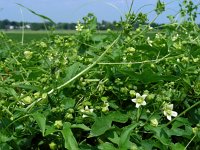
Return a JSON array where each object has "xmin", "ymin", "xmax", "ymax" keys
[
  {"xmin": 163, "ymin": 103, "xmax": 178, "ymax": 121},
  {"xmin": 131, "ymin": 93, "xmax": 147, "ymax": 108},
  {"xmin": 80, "ymin": 105, "xmax": 94, "ymax": 118}
]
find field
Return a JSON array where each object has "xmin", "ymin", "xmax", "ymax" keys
[
  {"xmin": 2, "ymin": 30, "xmax": 76, "ymax": 43},
  {"xmin": 2, "ymin": 30, "xmax": 111, "ymax": 43},
  {"xmin": 1, "ymin": 2, "xmax": 200, "ymax": 150}
]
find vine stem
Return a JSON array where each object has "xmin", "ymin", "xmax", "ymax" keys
[
  {"xmin": 19, "ymin": 8, "xmax": 24, "ymax": 45},
  {"xmin": 136, "ymin": 107, "xmax": 141, "ymax": 122},
  {"xmin": 25, "ymin": 34, "xmax": 121, "ymax": 111},
  {"xmin": 98, "ymin": 54, "xmax": 170, "ymax": 65},
  {"xmin": 166, "ymin": 100, "xmax": 200, "ymax": 127},
  {"xmin": 184, "ymin": 134, "xmax": 196, "ymax": 150}
]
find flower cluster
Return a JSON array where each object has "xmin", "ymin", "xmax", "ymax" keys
[
  {"xmin": 80, "ymin": 106, "xmax": 94, "ymax": 118},
  {"xmin": 131, "ymin": 92, "xmax": 178, "ymax": 121}
]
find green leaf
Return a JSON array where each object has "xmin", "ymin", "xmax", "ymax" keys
[
  {"xmin": 109, "ymin": 111, "xmax": 129, "ymax": 123},
  {"xmin": 0, "ymin": 143, "xmax": 12, "ymax": 150},
  {"xmin": 61, "ymin": 122, "xmax": 79, "ymax": 150},
  {"xmin": 145, "ymin": 125, "xmax": 170, "ymax": 145},
  {"xmin": 141, "ymin": 140, "xmax": 154, "ymax": 150},
  {"xmin": 7, "ymin": 88, "xmax": 18, "ymax": 99},
  {"xmin": 16, "ymin": 3, "xmax": 55, "ymax": 24},
  {"xmin": 0, "ymin": 87, "xmax": 7, "ymax": 94},
  {"xmin": 119, "ymin": 123, "xmax": 138, "ymax": 150},
  {"xmin": 98, "ymin": 142, "xmax": 117, "ymax": 150},
  {"xmin": 155, "ymin": 0, "xmax": 165, "ymax": 15},
  {"xmin": 62, "ymin": 97, "xmax": 75, "ymax": 109},
  {"xmin": 154, "ymin": 127, "xmax": 171, "ymax": 145},
  {"xmin": 107, "ymin": 131, "xmax": 120, "ymax": 145},
  {"xmin": 172, "ymin": 117, "xmax": 190, "ymax": 128},
  {"xmin": 0, "ymin": 132, "xmax": 10, "ymax": 143},
  {"xmin": 92, "ymin": 35, "xmax": 107, "ymax": 42},
  {"xmin": 45, "ymin": 125, "xmax": 58, "ymax": 136},
  {"xmin": 171, "ymin": 143, "xmax": 185, "ymax": 150},
  {"xmin": 12, "ymin": 84, "xmax": 42, "ymax": 91},
  {"xmin": 32, "ymin": 112, "xmax": 46, "ymax": 136},
  {"xmin": 62, "ymin": 62, "xmax": 80, "ymax": 83},
  {"xmin": 90, "ymin": 115, "xmax": 112, "ymax": 136},
  {"xmin": 71, "ymin": 124, "xmax": 91, "ymax": 131},
  {"xmin": 124, "ymin": 68, "xmax": 179, "ymax": 83}
]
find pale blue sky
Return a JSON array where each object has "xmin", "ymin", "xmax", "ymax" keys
[{"xmin": 0, "ymin": 0, "xmax": 199, "ymax": 23}]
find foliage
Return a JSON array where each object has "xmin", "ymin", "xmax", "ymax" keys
[{"xmin": 1, "ymin": 1, "xmax": 200, "ymax": 149}]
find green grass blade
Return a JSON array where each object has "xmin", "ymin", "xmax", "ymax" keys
[{"xmin": 16, "ymin": 3, "xmax": 55, "ymax": 24}]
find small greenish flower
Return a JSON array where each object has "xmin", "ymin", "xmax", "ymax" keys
[
  {"xmin": 22, "ymin": 96, "xmax": 33, "ymax": 104},
  {"xmin": 54, "ymin": 120, "xmax": 63, "ymax": 129},
  {"xmin": 172, "ymin": 34, "xmax": 179, "ymax": 41},
  {"xmin": 131, "ymin": 93, "xmax": 147, "ymax": 108},
  {"xmin": 24, "ymin": 51, "xmax": 33, "ymax": 59},
  {"xmin": 192, "ymin": 127, "xmax": 199, "ymax": 135},
  {"xmin": 150, "ymin": 118, "xmax": 158, "ymax": 127},
  {"xmin": 163, "ymin": 104, "xmax": 178, "ymax": 121},
  {"xmin": 40, "ymin": 42, "xmax": 47, "ymax": 48},
  {"xmin": 147, "ymin": 37, "xmax": 153, "ymax": 47},
  {"xmin": 80, "ymin": 106, "xmax": 94, "ymax": 118},
  {"xmin": 75, "ymin": 21, "xmax": 84, "ymax": 32},
  {"xmin": 65, "ymin": 113, "xmax": 73, "ymax": 119},
  {"xmin": 42, "ymin": 93, "xmax": 48, "ymax": 99},
  {"xmin": 148, "ymin": 26, "xmax": 153, "ymax": 30},
  {"xmin": 127, "ymin": 47, "xmax": 136, "ymax": 53},
  {"xmin": 34, "ymin": 92, "xmax": 40, "ymax": 98},
  {"xmin": 102, "ymin": 102, "xmax": 109, "ymax": 112},
  {"xmin": 49, "ymin": 142, "xmax": 57, "ymax": 150}
]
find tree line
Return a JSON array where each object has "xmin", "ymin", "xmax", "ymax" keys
[
  {"xmin": 0, "ymin": 19, "xmax": 163, "ymax": 31},
  {"xmin": 0, "ymin": 19, "xmax": 121, "ymax": 30}
]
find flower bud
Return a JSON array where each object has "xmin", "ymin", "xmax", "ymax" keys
[
  {"xmin": 150, "ymin": 118, "xmax": 158, "ymax": 127},
  {"xmin": 49, "ymin": 142, "xmax": 57, "ymax": 150},
  {"xmin": 54, "ymin": 120, "xmax": 63, "ymax": 129},
  {"xmin": 24, "ymin": 51, "xmax": 33, "ymax": 59},
  {"xmin": 22, "ymin": 96, "xmax": 33, "ymax": 104},
  {"xmin": 130, "ymin": 90, "xmax": 136, "ymax": 97}
]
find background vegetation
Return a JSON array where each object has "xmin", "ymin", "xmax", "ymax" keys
[{"xmin": 0, "ymin": 0, "xmax": 200, "ymax": 149}]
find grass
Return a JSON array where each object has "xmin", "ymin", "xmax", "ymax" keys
[
  {"xmin": 2, "ymin": 29, "xmax": 156, "ymax": 43},
  {"xmin": 2, "ymin": 30, "xmax": 76, "ymax": 43}
]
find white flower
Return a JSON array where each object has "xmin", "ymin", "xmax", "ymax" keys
[
  {"xmin": 80, "ymin": 105, "xmax": 94, "ymax": 118},
  {"xmin": 75, "ymin": 21, "xmax": 84, "ymax": 32},
  {"xmin": 131, "ymin": 93, "xmax": 147, "ymax": 108},
  {"xmin": 163, "ymin": 104, "xmax": 178, "ymax": 121}
]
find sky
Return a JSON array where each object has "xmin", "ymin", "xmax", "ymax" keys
[{"xmin": 0, "ymin": 0, "xmax": 199, "ymax": 23}]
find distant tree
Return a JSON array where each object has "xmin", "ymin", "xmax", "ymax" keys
[
  {"xmin": 0, "ymin": 19, "xmax": 10, "ymax": 29},
  {"xmin": 10, "ymin": 21, "xmax": 18, "ymax": 27},
  {"xmin": 31, "ymin": 23, "xmax": 44, "ymax": 30}
]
